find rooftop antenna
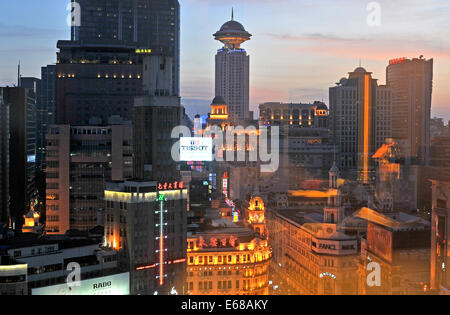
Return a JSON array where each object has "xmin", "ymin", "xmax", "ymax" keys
[
  {"xmin": 17, "ymin": 61, "xmax": 21, "ymax": 87},
  {"xmin": 231, "ymin": 7, "xmax": 234, "ymax": 21}
]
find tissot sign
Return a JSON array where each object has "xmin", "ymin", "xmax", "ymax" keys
[
  {"xmin": 32, "ymin": 272, "xmax": 130, "ymax": 295},
  {"xmin": 179, "ymin": 137, "xmax": 213, "ymax": 162}
]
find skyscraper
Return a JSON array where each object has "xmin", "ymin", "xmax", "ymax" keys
[
  {"xmin": 70, "ymin": 0, "xmax": 180, "ymax": 95},
  {"xmin": 2, "ymin": 87, "xmax": 37, "ymax": 229},
  {"xmin": 39, "ymin": 65, "xmax": 57, "ymax": 169},
  {"xmin": 386, "ymin": 57, "xmax": 433, "ymax": 165},
  {"xmin": 0, "ymin": 89, "xmax": 10, "ymax": 223},
  {"xmin": 329, "ymin": 68, "xmax": 378, "ymax": 183},
  {"xmin": 57, "ymin": 0, "xmax": 180, "ymax": 125},
  {"xmin": 214, "ymin": 11, "xmax": 251, "ymax": 121},
  {"xmin": 133, "ymin": 54, "xmax": 182, "ymax": 182}
]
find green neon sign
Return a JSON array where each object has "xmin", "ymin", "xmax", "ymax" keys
[{"xmin": 158, "ymin": 195, "xmax": 166, "ymax": 201}]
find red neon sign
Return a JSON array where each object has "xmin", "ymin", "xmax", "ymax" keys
[
  {"xmin": 389, "ymin": 57, "xmax": 406, "ymax": 65},
  {"xmin": 158, "ymin": 181, "xmax": 185, "ymax": 191}
]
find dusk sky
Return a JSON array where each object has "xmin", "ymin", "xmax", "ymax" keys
[{"xmin": 0, "ymin": 0, "xmax": 449, "ymax": 119}]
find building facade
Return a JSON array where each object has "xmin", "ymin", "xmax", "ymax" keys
[
  {"xmin": 267, "ymin": 211, "xmax": 359, "ymax": 295},
  {"xmin": 430, "ymin": 180, "xmax": 450, "ymax": 294},
  {"xmin": 330, "ymin": 68, "xmax": 394, "ymax": 183},
  {"xmin": 69, "ymin": 0, "xmax": 180, "ymax": 96},
  {"xmin": 0, "ymin": 234, "xmax": 119, "ymax": 295},
  {"xmin": 104, "ymin": 180, "xmax": 188, "ymax": 295},
  {"xmin": 45, "ymin": 123, "xmax": 132, "ymax": 234},
  {"xmin": 0, "ymin": 90, "xmax": 9, "ymax": 223},
  {"xmin": 2, "ymin": 87, "xmax": 37, "ymax": 229},
  {"xmin": 186, "ymin": 196, "xmax": 271, "ymax": 295},
  {"xmin": 133, "ymin": 54, "xmax": 183, "ymax": 182},
  {"xmin": 356, "ymin": 208, "xmax": 431, "ymax": 295},
  {"xmin": 386, "ymin": 57, "xmax": 433, "ymax": 165},
  {"xmin": 259, "ymin": 101, "xmax": 335, "ymax": 185},
  {"xmin": 39, "ymin": 65, "xmax": 57, "ymax": 169},
  {"xmin": 58, "ymin": 0, "xmax": 180, "ymax": 125}
]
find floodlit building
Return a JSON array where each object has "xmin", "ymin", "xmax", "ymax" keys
[
  {"xmin": 267, "ymin": 166, "xmax": 359, "ymax": 295},
  {"xmin": 104, "ymin": 180, "xmax": 188, "ymax": 295},
  {"xmin": 186, "ymin": 197, "xmax": 271, "ymax": 295}
]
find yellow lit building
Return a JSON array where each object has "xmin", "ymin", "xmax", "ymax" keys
[
  {"xmin": 186, "ymin": 196, "xmax": 271, "ymax": 295},
  {"xmin": 267, "ymin": 210, "xmax": 359, "ymax": 295}
]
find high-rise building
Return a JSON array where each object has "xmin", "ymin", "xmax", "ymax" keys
[
  {"xmin": 386, "ymin": 57, "xmax": 433, "ymax": 165},
  {"xmin": 133, "ymin": 54, "xmax": 182, "ymax": 182},
  {"xmin": 214, "ymin": 11, "xmax": 251, "ymax": 121},
  {"xmin": 330, "ymin": 68, "xmax": 391, "ymax": 183},
  {"xmin": 374, "ymin": 85, "xmax": 392, "ymax": 151},
  {"xmin": 430, "ymin": 180, "xmax": 450, "ymax": 294},
  {"xmin": 259, "ymin": 101, "xmax": 335, "ymax": 184},
  {"xmin": 104, "ymin": 180, "xmax": 188, "ymax": 295},
  {"xmin": 39, "ymin": 65, "xmax": 57, "ymax": 168},
  {"xmin": 2, "ymin": 87, "xmax": 37, "ymax": 229},
  {"xmin": 0, "ymin": 89, "xmax": 10, "ymax": 223},
  {"xmin": 57, "ymin": 0, "xmax": 180, "ymax": 125},
  {"xmin": 104, "ymin": 51, "xmax": 187, "ymax": 294},
  {"xmin": 70, "ymin": 0, "xmax": 179, "ymax": 95},
  {"xmin": 45, "ymin": 123, "xmax": 132, "ymax": 234}
]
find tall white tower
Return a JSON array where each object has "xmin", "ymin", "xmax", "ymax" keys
[{"xmin": 213, "ymin": 10, "xmax": 252, "ymax": 121}]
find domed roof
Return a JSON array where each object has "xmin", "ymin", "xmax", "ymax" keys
[
  {"xmin": 354, "ymin": 67, "xmax": 367, "ymax": 73},
  {"xmin": 212, "ymin": 96, "xmax": 226, "ymax": 105},
  {"xmin": 219, "ymin": 20, "xmax": 247, "ymax": 33},
  {"xmin": 314, "ymin": 101, "xmax": 328, "ymax": 110}
]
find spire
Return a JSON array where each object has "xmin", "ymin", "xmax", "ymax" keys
[
  {"xmin": 231, "ymin": 7, "xmax": 234, "ymax": 21},
  {"xmin": 17, "ymin": 61, "xmax": 21, "ymax": 87}
]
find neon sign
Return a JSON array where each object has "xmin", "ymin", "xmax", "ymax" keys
[
  {"xmin": 222, "ymin": 172, "xmax": 229, "ymax": 198},
  {"xmin": 389, "ymin": 57, "xmax": 406, "ymax": 65},
  {"xmin": 157, "ymin": 197, "xmax": 166, "ymax": 286},
  {"xmin": 158, "ymin": 181, "xmax": 184, "ymax": 191}
]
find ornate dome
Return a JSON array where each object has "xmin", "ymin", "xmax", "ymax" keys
[
  {"xmin": 212, "ymin": 96, "xmax": 226, "ymax": 105},
  {"xmin": 213, "ymin": 10, "xmax": 251, "ymax": 48}
]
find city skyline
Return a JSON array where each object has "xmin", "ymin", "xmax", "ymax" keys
[
  {"xmin": 0, "ymin": 0, "xmax": 449, "ymax": 120},
  {"xmin": 1, "ymin": 0, "xmax": 450, "ymax": 297}
]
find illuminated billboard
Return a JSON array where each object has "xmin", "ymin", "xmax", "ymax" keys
[
  {"xmin": 180, "ymin": 137, "xmax": 213, "ymax": 162},
  {"xmin": 32, "ymin": 272, "xmax": 130, "ymax": 295}
]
